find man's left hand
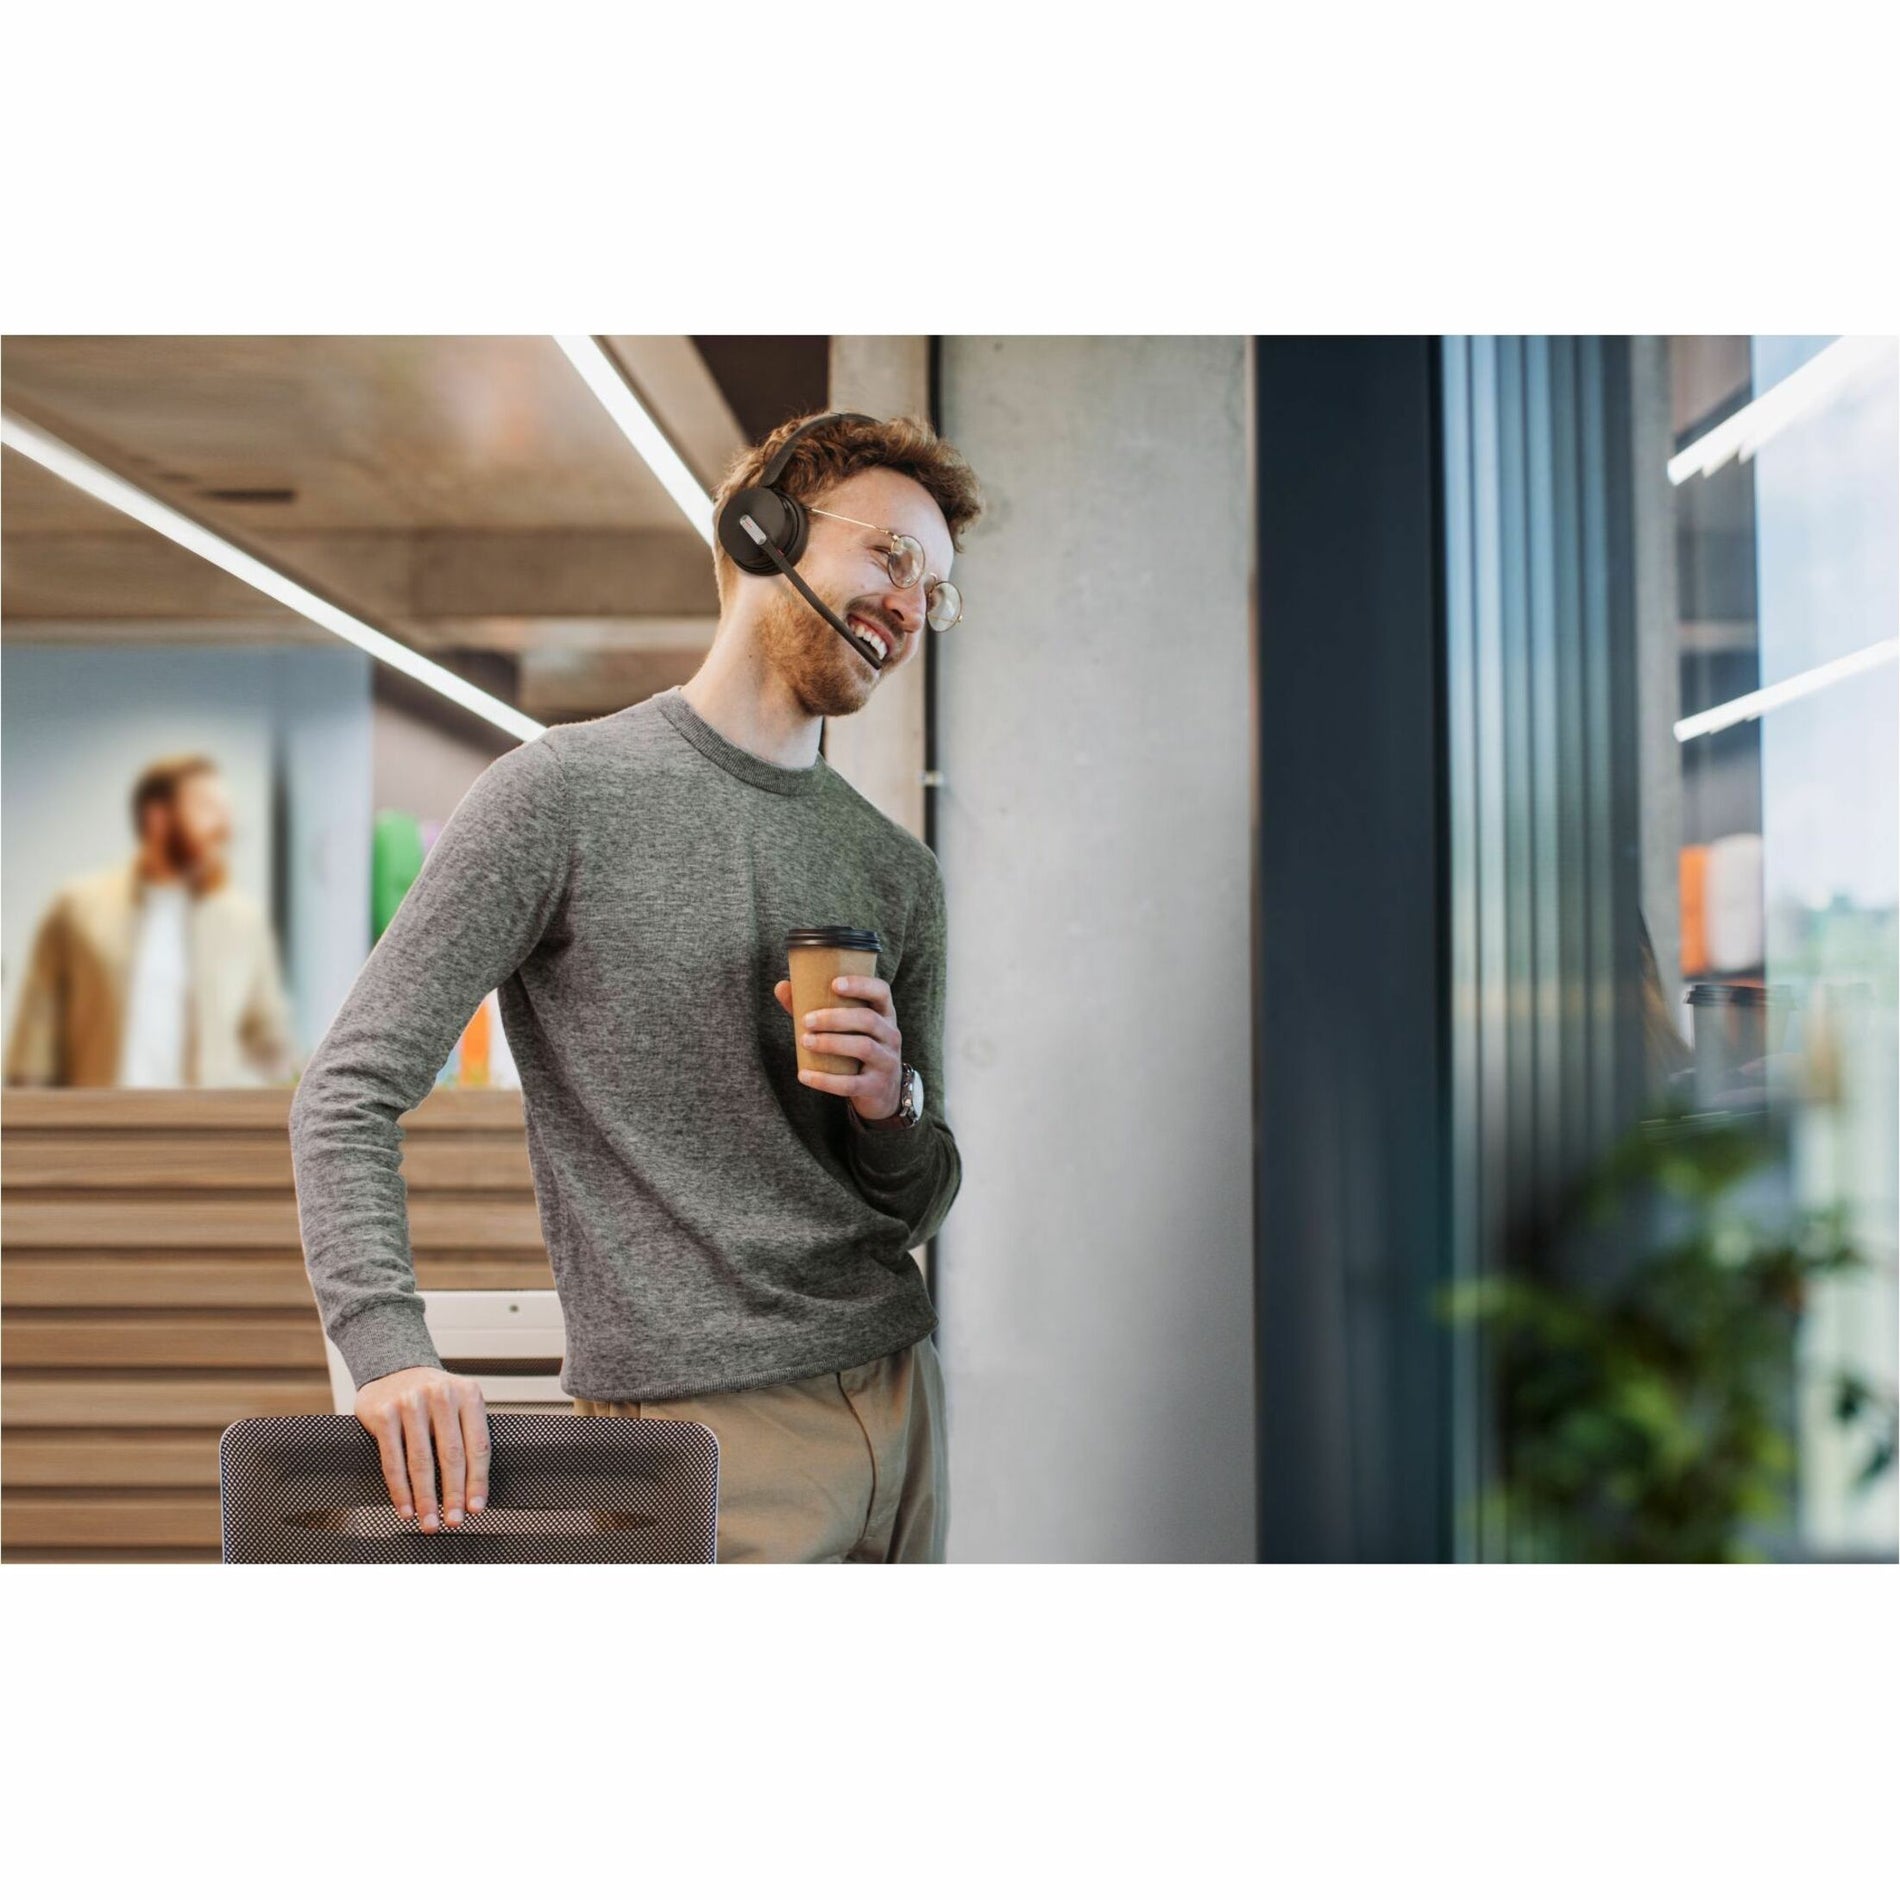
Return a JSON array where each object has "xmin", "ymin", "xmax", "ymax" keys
[{"xmin": 773, "ymin": 975, "xmax": 904, "ymax": 1122}]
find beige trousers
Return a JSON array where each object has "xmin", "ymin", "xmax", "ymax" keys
[{"xmin": 574, "ymin": 1333, "xmax": 948, "ymax": 1563}]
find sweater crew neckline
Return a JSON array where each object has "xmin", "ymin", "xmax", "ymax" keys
[{"xmin": 655, "ymin": 686, "xmax": 829, "ymax": 797}]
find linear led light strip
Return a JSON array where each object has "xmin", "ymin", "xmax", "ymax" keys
[
  {"xmin": 1667, "ymin": 335, "xmax": 1895, "ymax": 486},
  {"xmin": 552, "ymin": 336, "xmax": 715, "ymax": 544},
  {"xmin": 1, "ymin": 409, "xmax": 546, "ymax": 743},
  {"xmin": 1674, "ymin": 636, "xmax": 1899, "ymax": 742}
]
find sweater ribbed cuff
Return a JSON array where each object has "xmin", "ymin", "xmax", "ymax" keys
[
  {"xmin": 330, "ymin": 1298, "xmax": 444, "ymax": 1392},
  {"xmin": 846, "ymin": 1112, "xmax": 933, "ymax": 1177}
]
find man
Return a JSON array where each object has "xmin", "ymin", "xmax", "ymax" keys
[
  {"xmin": 290, "ymin": 410, "xmax": 983, "ymax": 1562},
  {"xmin": 4, "ymin": 754, "xmax": 297, "ymax": 1088}
]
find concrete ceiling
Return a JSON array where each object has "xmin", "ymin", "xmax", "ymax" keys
[{"xmin": 0, "ymin": 335, "xmax": 829, "ymax": 726}]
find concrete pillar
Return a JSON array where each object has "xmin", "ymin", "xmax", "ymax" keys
[
  {"xmin": 823, "ymin": 338, "xmax": 930, "ymax": 843},
  {"xmin": 934, "ymin": 337, "xmax": 1257, "ymax": 1560}
]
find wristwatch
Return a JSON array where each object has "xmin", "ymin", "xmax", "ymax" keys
[{"xmin": 854, "ymin": 1061, "xmax": 924, "ymax": 1131}]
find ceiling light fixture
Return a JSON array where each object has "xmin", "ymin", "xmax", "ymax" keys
[
  {"xmin": 1674, "ymin": 636, "xmax": 1899, "ymax": 742},
  {"xmin": 1, "ymin": 410, "xmax": 544, "ymax": 743},
  {"xmin": 552, "ymin": 336, "xmax": 715, "ymax": 545},
  {"xmin": 1667, "ymin": 335, "xmax": 1894, "ymax": 486}
]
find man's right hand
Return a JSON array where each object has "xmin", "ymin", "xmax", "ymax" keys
[{"xmin": 354, "ymin": 1366, "xmax": 490, "ymax": 1532}]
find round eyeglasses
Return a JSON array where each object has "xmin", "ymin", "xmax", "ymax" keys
[{"xmin": 808, "ymin": 506, "xmax": 963, "ymax": 633}]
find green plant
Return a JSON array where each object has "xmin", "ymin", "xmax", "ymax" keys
[{"xmin": 1437, "ymin": 1109, "xmax": 1897, "ymax": 1562}]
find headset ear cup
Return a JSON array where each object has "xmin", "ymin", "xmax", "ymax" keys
[{"xmin": 717, "ymin": 486, "xmax": 809, "ymax": 575}]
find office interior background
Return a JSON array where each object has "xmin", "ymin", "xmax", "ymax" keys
[{"xmin": 1, "ymin": 334, "xmax": 1893, "ymax": 1563}]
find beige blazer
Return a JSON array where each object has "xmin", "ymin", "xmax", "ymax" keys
[{"xmin": 4, "ymin": 855, "xmax": 298, "ymax": 1087}]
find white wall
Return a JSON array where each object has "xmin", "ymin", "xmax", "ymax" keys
[
  {"xmin": 935, "ymin": 337, "xmax": 1257, "ymax": 1560},
  {"xmin": 1, "ymin": 642, "xmax": 372, "ymax": 1067}
]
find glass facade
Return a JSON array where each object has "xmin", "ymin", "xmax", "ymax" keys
[
  {"xmin": 1673, "ymin": 337, "xmax": 1897, "ymax": 1555},
  {"xmin": 1442, "ymin": 335, "xmax": 1897, "ymax": 1561}
]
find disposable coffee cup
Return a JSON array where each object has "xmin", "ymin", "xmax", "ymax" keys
[{"xmin": 786, "ymin": 926, "xmax": 882, "ymax": 1076}]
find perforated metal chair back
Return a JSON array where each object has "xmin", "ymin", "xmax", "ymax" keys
[{"xmin": 220, "ymin": 1413, "xmax": 719, "ymax": 1563}]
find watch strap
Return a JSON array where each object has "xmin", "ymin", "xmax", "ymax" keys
[{"xmin": 855, "ymin": 1062, "xmax": 921, "ymax": 1131}]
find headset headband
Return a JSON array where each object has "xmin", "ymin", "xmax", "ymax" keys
[{"xmin": 757, "ymin": 411, "xmax": 879, "ymax": 490}]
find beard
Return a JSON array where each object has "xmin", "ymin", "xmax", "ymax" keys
[
  {"xmin": 752, "ymin": 580, "xmax": 881, "ymax": 720},
  {"xmin": 161, "ymin": 814, "xmax": 228, "ymax": 891}
]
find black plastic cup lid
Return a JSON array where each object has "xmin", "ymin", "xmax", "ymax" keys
[
  {"xmin": 786, "ymin": 926, "xmax": 881, "ymax": 954},
  {"xmin": 1684, "ymin": 983, "xmax": 1787, "ymax": 1006}
]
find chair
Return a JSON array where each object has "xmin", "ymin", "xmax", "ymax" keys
[
  {"xmin": 219, "ymin": 1412, "xmax": 719, "ymax": 1562},
  {"xmin": 323, "ymin": 1289, "xmax": 573, "ymax": 1413}
]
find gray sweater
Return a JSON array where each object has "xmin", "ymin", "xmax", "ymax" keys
[{"xmin": 289, "ymin": 685, "xmax": 957, "ymax": 1401}]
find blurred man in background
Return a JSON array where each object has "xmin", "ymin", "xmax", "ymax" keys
[{"xmin": 4, "ymin": 752, "xmax": 297, "ymax": 1087}]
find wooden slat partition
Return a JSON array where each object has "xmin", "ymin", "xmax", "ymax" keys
[{"xmin": 2, "ymin": 1087, "xmax": 552, "ymax": 1563}]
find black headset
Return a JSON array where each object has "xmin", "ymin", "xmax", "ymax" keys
[{"xmin": 714, "ymin": 410, "xmax": 890, "ymax": 671}]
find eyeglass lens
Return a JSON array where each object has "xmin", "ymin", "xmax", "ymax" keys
[
  {"xmin": 886, "ymin": 534, "xmax": 926, "ymax": 589},
  {"xmin": 925, "ymin": 581, "xmax": 961, "ymax": 632}
]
